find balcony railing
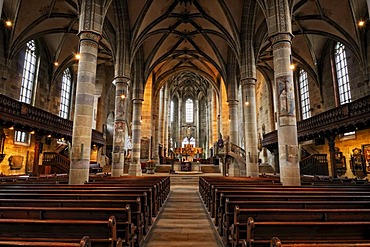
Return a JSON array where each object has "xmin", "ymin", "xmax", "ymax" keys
[
  {"xmin": 262, "ymin": 94, "xmax": 370, "ymax": 148},
  {"xmin": 0, "ymin": 94, "xmax": 105, "ymax": 145}
]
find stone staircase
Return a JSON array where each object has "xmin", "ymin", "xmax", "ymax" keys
[
  {"xmin": 170, "ymin": 175, "xmax": 199, "ymax": 186},
  {"xmin": 259, "ymin": 163, "xmax": 276, "ymax": 174}
]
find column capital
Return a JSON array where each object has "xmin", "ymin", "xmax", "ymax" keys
[
  {"xmin": 132, "ymin": 98, "xmax": 144, "ymax": 103},
  {"xmin": 78, "ymin": 31, "xmax": 101, "ymax": 43},
  {"xmin": 114, "ymin": 76, "xmax": 131, "ymax": 84},
  {"xmin": 269, "ymin": 32, "xmax": 294, "ymax": 47},
  {"xmin": 227, "ymin": 99, "xmax": 239, "ymax": 105},
  {"xmin": 241, "ymin": 77, "xmax": 257, "ymax": 86}
]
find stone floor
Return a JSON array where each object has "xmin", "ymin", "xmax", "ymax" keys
[{"xmin": 143, "ymin": 185, "xmax": 222, "ymax": 247}]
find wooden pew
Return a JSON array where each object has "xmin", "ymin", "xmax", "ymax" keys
[
  {"xmin": 0, "ymin": 197, "xmax": 143, "ymax": 245},
  {"xmin": 211, "ymin": 186, "xmax": 370, "ymax": 217},
  {"xmin": 232, "ymin": 207, "xmax": 370, "ymax": 247},
  {"xmin": 0, "ymin": 206, "xmax": 134, "ymax": 247},
  {"xmin": 0, "ymin": 216, "xmax": 119, "ymax": 247},
  {"xmin": 0, "ymin": 236, "xmax": 90, "ymax": 247},
  {"xmin": 270, "ymin": 237, "xmax": 370, "ymax": 247},
  {"xmin": 0, "ymin": 190, "xmax": 151, "ymax": 235},
  {"xmin": 245, "ymin": 217, "xmax": 370, "ymax": 247},
  {"xmin": 220, "ymin": 198, "xmax": 370, "ymax": 246}
]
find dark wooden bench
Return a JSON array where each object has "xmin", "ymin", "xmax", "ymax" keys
[
  {"xmin": 232, "ymin": 207, "xmax": 370, "ymax": 247},
  {"xmin": 210, "ymin": 186, "xmax": 370, "ymax": 218},
  {"xmin": 220, "ymin": 198, "xmax": 370, "ymax": 246},
  {"xmin": 270, "ymin": 236, "xmax": 370, "ymax": 247},
  {"xmin": 0, "ymin": 197, "xmax": 143, "ymax": 245},
  {"xmin": 0, "ymin": 206, "xmax": 134, "ymax": 247},
  {"xmin": 0, "ymin": 236, "xmax": 90, "ymax": 247},
  {"xmin": 245, "ymin": 217, "xmax": 370, "ymax": 247},
  {"xmin": 0, "ymin": 216, "xmax": 119, "ymax": 247}
]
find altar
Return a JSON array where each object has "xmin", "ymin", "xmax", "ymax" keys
[{"xmin": 173, "ymin": 144, "xmax": 203, "ymax": 172}]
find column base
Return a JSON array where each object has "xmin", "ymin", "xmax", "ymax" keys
[
  {"xmin": 111, "ymin": 153, "xmax": 125, "ymax": 177},
  {"xmin": 246, "ymin": 162, "xmax": 259, "ymax": 178},
  {"xmin": 128, "ymin": 163, "xmax": 142, "ymax": 176},
  {"xmin": 69, "ymin": 168, "xmax": 89, "ymax": 185},
  {"xmin": 228, "ymin": 164, "xmax": 240, "ymax": 177}
]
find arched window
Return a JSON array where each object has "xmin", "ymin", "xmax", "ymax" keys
[
  {"xmin": 185, "ymin": 98, "xmax": 193, "ymax": 123},
  {"xmin": 20, "ymin": 40, "xmax": 37, "ymax": 104},
  {"xmin": 59, "ymin": 68, "xmax": 72, "ymax": 119},
  {"xmin": 298, "ymin": 69, "xmax": 311, "ymax": 120},
  {"xmin": 334, "ymin": 42, "xmax": 351, "ymax": 105},
  {"xmin": 16, "ymin": 40, "xmax": 38, "ymax": 144}
]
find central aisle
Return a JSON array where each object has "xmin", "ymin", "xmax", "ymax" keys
[{"xmin": 144, "ymin": 185, "xmax": 222, "ymax": 247}]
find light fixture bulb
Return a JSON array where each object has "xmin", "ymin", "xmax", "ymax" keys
[
  {"xmin": 289, "ymin": 64, "xmax": 295, "ymax": 70},
  {"xmin": 75, "ymin": 53, "xmax": 81, "ymax": 60},
  {"xmin": 54, "ymin": 61, "xmax": 59, "ymax": 66},
  {"xmin": 120, "ymin": 94, "xmax": 126, "ymax": 99},
  {"xmin": 358, "ymin": 20, "xmax": 365, "ymax": 27},
  {"xmin": 30, "ymin": 131, "xmax": 35, "ymax": 135},
  {"xmin": 245, "ymin": 101, "xmax": 250, "ymax": 106},
  {"xmin": 9, "ymin": 126, "xmax": 14, "ymax": 130},
  {"xmin": 5, "ymin": 21, "xmax": 12, "ymax": 27}
]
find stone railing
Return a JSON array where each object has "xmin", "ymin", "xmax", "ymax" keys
[
  {"xmin": 0, "ymin": 94, "xmax": 105, "ymax": 145},
  {"xmin": 230, "ymin": 142, "xmax": 246, "ymax": 161}
]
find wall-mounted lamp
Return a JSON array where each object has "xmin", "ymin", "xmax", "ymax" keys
[
  {"xmin": 245, "ymin": 96, "xmax": 250, "ymax": 106},
  {"xmin": 140, "ymin": 116, "xmax": 143, "ymax": 123},
  {"xmin": 47, "ymin": 134, "xmax": 52, "ymax": 138},
  {"xmin": 8, "ymin": 126, "xmax": 14, "ymax": 130},
  {"xmin": 30, "ymin": 131, "xmax": 35, "ymax": 135},
  {"xmin": 5, "ymin": 20, "xmax": 12, "ymax": 27},
  {"xmin": 54, "ymin": 61, "xmax": 59, "ymax": 66},
  {"xmin": 228, "ymin": 115, "xmax": 231, "ymax": 122},
  {"xmin": 358, "ymin": 20, "xmax": 366, "ymax": 27},
  {"xmin": 289, "ymin": 55, "xmax": 295, "ymax": 70},
  {"xmin": 120, "ymin": 89, "xmax": 126, "ymax": 99},
  {"xmin": 75, "ymin": 53, "xmax": 81, "ymax": 60}
]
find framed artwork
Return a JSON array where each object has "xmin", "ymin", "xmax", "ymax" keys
[{"xmin": 362, "ymin": 144, "xmax": 370, "ymax": 173}]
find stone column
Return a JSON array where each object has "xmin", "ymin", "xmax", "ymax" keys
[
  {"xmin": 129, "ymin": 98, "xmax": 143, "ymax": 176},
  {"xmin": 327, "ymin": 135, "xmax": 337, "ymax": 177},
  {"xmin": 32, "ymin": 134, "xmax": 43, "ymax": 175},
  {"xmin": 195, "ymin": 98, "xmax": 199, "ymax": 147},
  {"xmin": 228, "ymin": 100, "xmax": 239, "ymax": 144},
  {"xmin": 163, "ymin": 85, "xmax": 169, "ymax": 154},
  {"xmin": 242, "ymin": 78, "xmax": 259, "ymax": 177},
  {"xmin": 111, "ymin": 78, "xmax": 129, "ymax": 177},
  {"xmin": 156, "ymin": 88, "xmax": 164, "ymax": 162},
  {"xmin": 270, "ymin": 33, "xmax": 300, "ymax": 185},
  {"xmin": 178, "ymin": 98, "xmax": 182, "ymax": 146},
  {"xmin": 69, "ymin": 32, "xmax": 101, "ymax": 184}
]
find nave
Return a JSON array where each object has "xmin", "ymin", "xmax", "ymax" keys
[{"xmin": 144, "ymin": 184, "xmax": 221, "ymax": 247}]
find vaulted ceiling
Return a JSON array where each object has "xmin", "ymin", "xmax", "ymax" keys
[{"xmin": 1, "ymin": 0, "xmax": 368, "ymax": 93}]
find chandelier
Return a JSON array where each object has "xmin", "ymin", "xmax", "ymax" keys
[{"xmin": 179, "ymin": 0, "xmax": 193, "ymax": 6}]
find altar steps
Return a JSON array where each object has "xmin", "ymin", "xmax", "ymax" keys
[{"xmin": 170, "ymin": 175, "xmax": 199, "ymax": 186}]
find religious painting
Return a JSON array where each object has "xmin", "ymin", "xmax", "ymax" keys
[
  {"xmin": 277, "ymin": 75, "xmax": 295, "ymax": 116},
  {"xmin": 114, "ymin": 121, "xmax": 125, "ymax": 145},
  {"xmin": 362, "ymin": 144, "xmax": 370, "ymax": 173}
]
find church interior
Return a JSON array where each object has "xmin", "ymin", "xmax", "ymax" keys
[{"xmin": 1, "ymin": 0, "xmax": 370, "ymax": 246}]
